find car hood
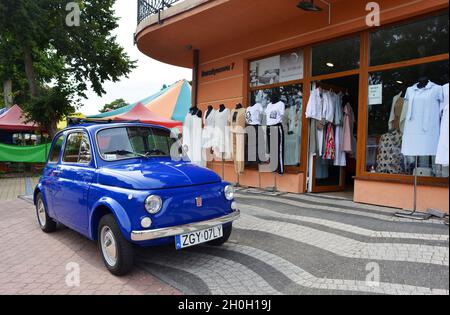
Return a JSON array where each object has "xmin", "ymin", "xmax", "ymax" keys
[{"xmin": 97, "ymin": 159, "xmax": 222, "ymax": 190}]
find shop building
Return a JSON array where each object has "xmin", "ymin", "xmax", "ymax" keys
[{"xmin": 135, "ymin": 0, "xmax": 449, "ymax": 212}]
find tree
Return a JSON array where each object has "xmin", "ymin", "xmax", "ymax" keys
[
  {"xmin": 0, "ymin": 0, "xmax": 136, "ymax": 136},
  {"xmin": 100, "ymin": 98, "xmax": 129, "ymax": 113}
]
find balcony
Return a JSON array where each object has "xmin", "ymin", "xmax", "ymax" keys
[{"xmin": 137, "ymin": 0, "xmax": 184, "ymax": 24}]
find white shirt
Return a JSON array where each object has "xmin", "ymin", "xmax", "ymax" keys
[
  {"xmin": 305, "ymin": 88, "xmax": 334, "ymax": 122},
  {"xmin": 246, "ymin": 103, "xmax": 263, "ymax": 125},
  {"xmin": 265, "ymin": 101, "xmax": 285, "ymax": 126}
]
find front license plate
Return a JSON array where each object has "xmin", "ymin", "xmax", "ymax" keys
[{"xmin": 175, "ymin": 225, "xmax": 223, "ymax": 249}]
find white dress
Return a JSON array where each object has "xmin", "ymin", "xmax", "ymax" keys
[
  {"xmin": 191, "ymin": 115, "xmax": 203, "ymax": 166},
  {"xmin": 213, "ymin": 109, "xmax": 231, "ymax": 159},
  {"xmin": 436, "ymin": 83, "xmax": 449, "ymax": 166},
  {"xmin": 401, "ymin": 82, "xmax": 444, "ymax": 156},
  {"xmin": 202, "ymin": 109, "xmax": 216, "ymax": 149},
  {"xmin": 182, "ymin": 114, "xmax": 193, "ymax": 160}
]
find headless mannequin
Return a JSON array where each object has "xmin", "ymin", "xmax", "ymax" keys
[
  {"xmin": 417, "ymin": 76, "xmax": 429, "ymax": 89},
  {"xmin": 219, "ymin": 104, "xmax": 226, "ymax": 112},
  {"xmin": 190, "ymin": 106, "xmax": 202, "ymax": 118},
  {"xmin": 235, "ymin": 103, "xmax": 243, "ymax": 109},
  {"xmin": 205, "ymin": 105, "xmax": 213, "ymax": 119},
  {"xmin": 270, "ymin": 94, "xmax": 280, "ymax": 104}
]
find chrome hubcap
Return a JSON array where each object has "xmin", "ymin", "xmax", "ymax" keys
[
  {"xmin": 101, "ymin": 226, "xmax": 117, "ymax": 267},
  {"xmin": 37, "ymin": 200, "xmax": 46, "ymax": 227}
]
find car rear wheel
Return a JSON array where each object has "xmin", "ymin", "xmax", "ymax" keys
[
  {"xmin": 208, "ymin": 224, "xmax": 232, "ymax": 246},
  {"xmin": 98, "ymin": 214, "xmax": 134, "ymax": 276},
  {"xmin": 36, "ymin": 193, "xmax": 57, "ymax": 233}
]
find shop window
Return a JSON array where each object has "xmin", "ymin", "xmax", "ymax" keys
[
  {"xmin": 370, "ymin": 13, "xmax": 449, "ymax": 66},
  {"xmin": 365, "ymin": 60, "xmax": 449, "ymax": 178},
  {"xmin": 311, "ymin": 36, "xmax": 360, "ymax": 76},
  {"xmin": 249, "ymin": 50, "xmax": 304, "ymax": 88},
  {"xmin": 250, "ymin": 83, "xmax": 303, "ymax": 166}
]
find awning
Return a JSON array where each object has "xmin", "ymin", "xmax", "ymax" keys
[
  {"xmin": 113, "ymin": 103, "xmax": 183, "ymax": 129},
  {"xmin": 0, "ymin": 105, "xmax": 40, "ymax": 132}
]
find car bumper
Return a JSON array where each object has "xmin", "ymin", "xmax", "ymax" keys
[{"xmin": 130, "ymin": 209, "xmax": 241, "ymax": 242}]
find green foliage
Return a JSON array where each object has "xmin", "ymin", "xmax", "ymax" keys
[
  {"xmin": 0, "ymin": 0, "xmax": 136, "ymax": 136},
  {"xmin": 100, "ymin": 98, "xmax": 129, "ymax": 113}
]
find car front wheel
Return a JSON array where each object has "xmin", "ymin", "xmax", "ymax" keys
[
  {"xmin": 35, "ymin": 193, "xmax": 57, "ymax": 233},
  {"xmin": 98, "ymin": 214, "xmax": 134, "ymax": 276}
]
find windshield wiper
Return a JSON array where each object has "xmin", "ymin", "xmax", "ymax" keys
[{"xmin": 104, "ymin": 150, "xmax": 146, "ymax": 158}]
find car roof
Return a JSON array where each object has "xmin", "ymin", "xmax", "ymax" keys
[{"xmin": 61, "ymin": 122, "xmax": 172, "ymax": 134}]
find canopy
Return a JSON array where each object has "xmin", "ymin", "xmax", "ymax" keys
[
  {"xmin": 0, "ymin": 105, "xmax": 39, "ymax": 132},
  {"xmin": 88, "ymin": 80, "xmax": 191, "ymax": 122},
  {"xmin": 0, "ymin": 143, "xmax": 51, "ymax": 163},
  {"xmin": 113, "ymin": 103, "xmax": 182, "ymax": 129}
]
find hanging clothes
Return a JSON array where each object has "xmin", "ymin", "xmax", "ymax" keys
[
  {"xmin": 436, "ymin": 83, "xmax": 449, "ymax": 166},
  {"xmin": 213, "ymin": 109, "xmax": 231, "ymax": 160},
  {"xmin": 305, "ymin": 88, "xmax": 334, "ymax": 122},
  {"xmin": 334, "ymin": 125, "xmax": 346, "ymax": 166},
  {"xmin": 401, "ymin": 81, "xmax": 444, "ymax": 156},
  {"xmin": 230, "ymin": 107, "xmax": 246, "ymax": 174},
  {"xmin": 342, "ymin": 103, "xmax": 356, "ymax": 153},
  {"xmin": 324, "ymin": 123, "xmax": 335, "ymax": 160},
  {"xmin": 333, "ymin": 92, "xmax": 344, "ymax": 126}
]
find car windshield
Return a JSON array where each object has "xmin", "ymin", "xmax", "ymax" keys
[{"xmin": 97, "ymin": 126, "xmax": 177, "ymax": 161}]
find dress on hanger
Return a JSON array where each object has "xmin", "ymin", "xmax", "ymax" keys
[
  {"xmin": 230, "ymin": 107, "xmax": 246, "ymax": 174},
  {"xmin": 401, "ymin": 81, "xmax": 444, "ymax": 156},
  {"xmin": 202, "ymin": 109, "xmax": 216, "ymax": 149},
  {"xmin": 342, "ymin": 103, "xmax": 356, "ymax": 154}
]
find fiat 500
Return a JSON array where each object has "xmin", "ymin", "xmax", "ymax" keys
[{"xmin": 34, "ymin": 122, "xmax": 240, "ymax": 276}]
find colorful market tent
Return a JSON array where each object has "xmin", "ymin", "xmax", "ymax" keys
[
  {"xmin": 88, "ymin": 80, "xmax": 191, "ymax": 122},
  {"xmin": 113, "ymin": 103, "xmax": 183, "ymax": 129},
  {"xmin": 0, "ymin": 143, "xmax": 51, "ymax": 163},
  {"xmin": 0, "ymin": 105, "xmax": 39, "ymax": 131}
]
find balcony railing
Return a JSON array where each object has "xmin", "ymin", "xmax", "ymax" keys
[{"xmin": 137, "ymin": 0, "xmax": 182, "ymax": 24}]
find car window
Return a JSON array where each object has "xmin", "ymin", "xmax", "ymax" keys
[
  {"xmin": 48, "ymin": 135, "xmax": 64, "ymax": 163},
  {"xmin": 63, "ymin": 132, "xmax": 92, "ymax": 164},
  {"xmin": 97, "ymin": 127, "xmax": 176, "ymax": 161}
]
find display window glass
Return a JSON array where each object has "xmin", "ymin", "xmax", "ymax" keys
[
  {"xmin": 250, "ymin": 83, "xmax": 303, "ymax": 166},
  {"xmin": 249, "ymin": 50, "xmax": 304, "ymax": 88},
  {"xmin": 370, "ymin": 13, "xmax": 449, "ymax": 66},
  {"xmin": 311, "ymin": 36, "xmax": 360, "ymax": 76},
  {"xmin": 366, "ymin": 60, "xmax": 449, "ymax": 178}
]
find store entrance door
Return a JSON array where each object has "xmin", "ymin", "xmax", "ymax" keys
[{"xmin": 307, "ymin": 75, "xmax": 359, "ymax": 194}]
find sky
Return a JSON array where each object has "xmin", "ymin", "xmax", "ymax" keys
[{"xmin": 79, "ymin": 0, "xmax": 192, "ymax": 116}]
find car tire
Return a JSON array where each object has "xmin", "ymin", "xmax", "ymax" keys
[
  {"xmin": 36, "ymin": 193, "xmax": 57, "ymax": 233},
  {"xmin": 98, "ymin": 214, "xmax": 134, "ymax": 276},
  {"xmin": 209, "ymin": 224, "xmax": 232, "ymax": 246}
]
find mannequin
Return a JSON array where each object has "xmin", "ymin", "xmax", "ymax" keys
[
  {"xmin": 230, "ymin": 103, "xmax": 247, "ymax": 174},
  {"xmin": 417, "ymin": 76, "xmax": 429, "ymax": 89},
  {"xmin": 265, "ymin": 92, "xmax": 285, "ymax": 174},
  {"xmin": 219, "ymin": 104, "xmax": 226, "ymax": 112},
  {"xmin": 235, "ymin": 103, "xmax": 243, "ymax": 109},
  {"xmin": 205, "ymin": 105, "xmax": 213, "ymax": 119}
]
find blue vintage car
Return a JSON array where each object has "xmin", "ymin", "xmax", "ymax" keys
[{"xmin": 34, "ymin": 122, "xmax": 240, "ymax": 276}]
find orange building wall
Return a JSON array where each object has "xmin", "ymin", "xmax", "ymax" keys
[
  {"xmin": 191, "ymin": 0, "xmax": 448, "ymax": 201},
  {"xmin": 354, "ymin": 180, "xmax": 449, "ymax": 213}
]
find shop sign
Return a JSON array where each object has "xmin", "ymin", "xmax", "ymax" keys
[
  {"xmin": 201, "ymin": 63, "xmax": 235, "ymax": 77},
  {"xmin": 368, "ymin": 84, "xmax": 383, "ymax": 105},
  {"xmin": 250, "ymin": 50, "xmax": 304, "ymax": 87}
]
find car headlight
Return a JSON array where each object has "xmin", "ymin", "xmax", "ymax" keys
[
  {"xmin": 224, "ymin": 185, "xmax": 235, "ymax": 201},
  {"xmin": 145, "ymin": 195, "xmax": 162, "ymax": 214}
]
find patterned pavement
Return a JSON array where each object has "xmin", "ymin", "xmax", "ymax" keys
[
  {"xmin": 137, "ymin": 191, "xmax": 449, "ymax": 295},
  {"xmin": 0, "ymin": 182, "xmax": 448, "ymax": 295},
  {"xmin": 0, "ymin": 177, "xmax": 39, "ymax": 201}
]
